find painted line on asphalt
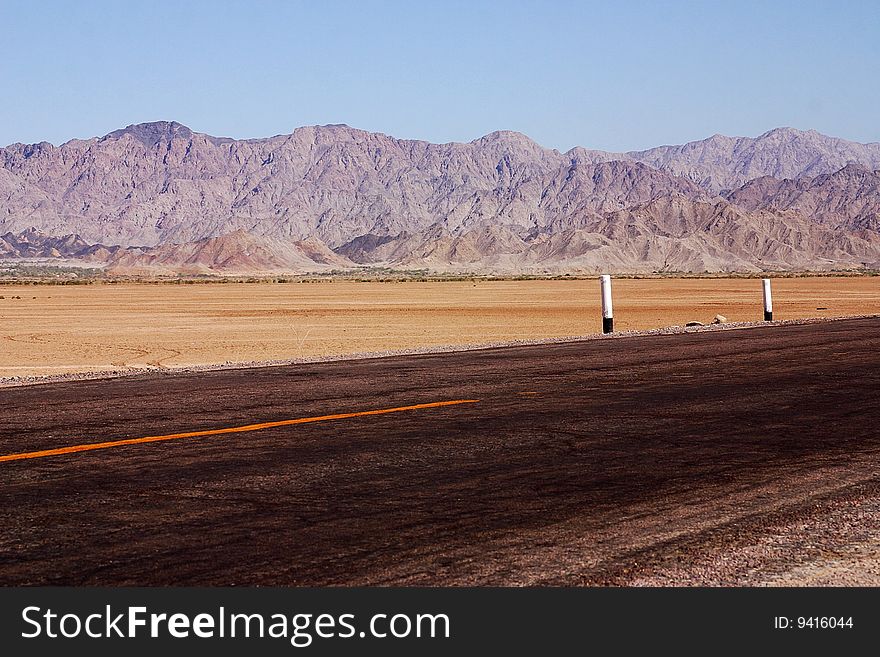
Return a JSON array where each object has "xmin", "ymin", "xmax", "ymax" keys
[{"xmin": 0, "ymin": 399, "xmax": 480, "ymax": 463}]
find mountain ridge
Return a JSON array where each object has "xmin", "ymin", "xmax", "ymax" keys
[{"xmin": 1, "ymin": 122, "xmax": 879, "ymax": 273}]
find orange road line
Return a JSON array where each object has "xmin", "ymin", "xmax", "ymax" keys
[{"xmin": 0, "ymin": 399, "xmax": 480, "ymax": 464}]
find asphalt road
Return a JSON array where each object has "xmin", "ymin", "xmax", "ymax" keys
[{"xmin": 1, "ymin": 318, "xmax": 879, "ymax": 585}]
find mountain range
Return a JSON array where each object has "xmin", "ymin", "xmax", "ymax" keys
[{"xmin": 1, "ymin": 122, "xmax": 879, "ymax": 274}]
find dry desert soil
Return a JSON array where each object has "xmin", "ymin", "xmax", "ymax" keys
[{"xmin": 0, "ymin": 276, "xmax": 878, "ymax": 379}]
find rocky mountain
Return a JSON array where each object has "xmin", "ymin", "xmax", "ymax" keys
[
  {"xmin": 726, "ymin": 164, "xmax": 880, "ymax": 232},
  {"xmin": 626, "ymin": 128, "xmax": 880, "ymax": 194},
  {"xmin": 0, "ymin": 227, "xmax": 93, "ymax": 258},
  {"xmin": 0, "ymin": 227, "xmax": 355, "ymax": 274},
  {"xmin": 341, "ymin": 195, "xmax": 880, "ymax": 273},
  {"xmin": 105, "ymin": 230, "xmax": 355, "ymax": 275},
  {"xmin": 1, "ymin": 122, "xmax": 879, "ymax": 273}
]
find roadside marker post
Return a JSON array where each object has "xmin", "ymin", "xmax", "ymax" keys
[
  {"xmin": 600, "ymin": 274, "xmax": 613, "ymax": 334},
  {"xmin": 762, "ymin": 278, "xmax": 773, "ymax": 322}
]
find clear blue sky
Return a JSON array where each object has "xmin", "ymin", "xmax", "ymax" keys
[{"xmin": 1, "ymin": 0, "xmax": 878, "ymax": 151}]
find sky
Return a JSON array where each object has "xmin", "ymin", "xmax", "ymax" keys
[{"xmin": 1, "ymin": 0, "xmax": 878, "ymax": 151}]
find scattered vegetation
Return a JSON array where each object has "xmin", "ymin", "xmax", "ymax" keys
[
  {"xmin": 0, "ymin": 263, "xmax": 104, "ymax": 283},
  {"xmin": 0, "ymin": 261, "xmax": 876, "ymax": 286}
]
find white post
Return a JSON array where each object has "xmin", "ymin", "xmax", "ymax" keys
[
  {"xmin": 600, "ymin": 274, "xmax": 613, "ymax": 333},
  {"xmin": 762, "ymin": 278, "xmax": 773, "ymax": 322}
]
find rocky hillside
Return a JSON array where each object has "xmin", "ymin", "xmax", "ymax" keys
[
  {"xmin": 1, "ymin": 122, "xmax": 879, "ymax": 273},
  {"xmin": 726, "ymin": 164, "xmax": 880, "ymax": 231},
  {"xmin": 105, "ymin": 230, "xmax": 355, "ymax": 275},
  {"xmin": 626, "ymin": 128, "xmax": 880, "ymax": 194},
  {"xmin": 1, "ymin": 227, "xmax": 91, "ymax": 258}
]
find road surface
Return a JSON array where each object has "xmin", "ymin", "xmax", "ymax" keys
[{"xmin": 1, "ymin": 318, "xmax": 878, "ymax": 585}]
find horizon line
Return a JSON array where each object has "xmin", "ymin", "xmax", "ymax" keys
[{"xmin": 5, "ymin": 121, "xmax": 880, "ymax": 153}]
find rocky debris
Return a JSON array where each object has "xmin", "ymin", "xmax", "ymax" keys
[
  {"xmin": 686, "ymin": 321, "xmax": 704, "ymax": 327},
  {"xmin": 712, "ymin": 314, "xmax": 728, "ymax": 324}
]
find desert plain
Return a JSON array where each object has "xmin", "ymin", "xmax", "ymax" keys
[{"xmin": 0, "ymin": 275, "xmax": 877, "ymax": 380}]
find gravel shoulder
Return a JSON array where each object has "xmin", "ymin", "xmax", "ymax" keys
[
  {"xmin": 630, "ymin": 484, "xmax": 880, "ymax": 586},
  {"xmin": 2, "ymin": 314, "xmax": 877, "ymax": 388}
]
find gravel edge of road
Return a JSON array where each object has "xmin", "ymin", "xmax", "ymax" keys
[
  {"xmin": 629, "ymin": 483, "xmax": 880, "ymax": 587},
  {"xmin": 3, "ymin": 313, "xmax": 878, "ymax": 389}
]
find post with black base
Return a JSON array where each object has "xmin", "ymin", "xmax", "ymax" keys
[
  {"xmin": 762, "ymin": 278, "xmax": 773, "ymax": 322},
  {"xmin": 600, "ymin": 274, "xmax": 613, "ymax": 333}
]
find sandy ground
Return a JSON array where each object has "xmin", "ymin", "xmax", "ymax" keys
[{"xmin": 0, "ymin": 277, "xmax": 878, "ymax": 378}]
